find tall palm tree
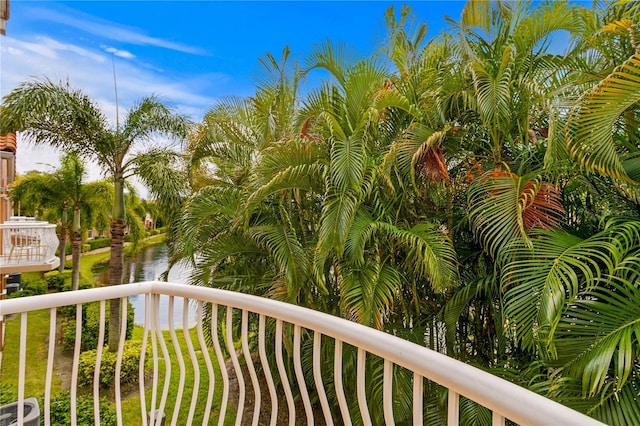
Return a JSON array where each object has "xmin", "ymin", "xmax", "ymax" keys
[
  {"xmin": 59, "ymin": 153, "xmax": 112, "ymax": 290},
  {"xmin": 1, "ymin": 78, "xmax": 189, "ymax": 349}
]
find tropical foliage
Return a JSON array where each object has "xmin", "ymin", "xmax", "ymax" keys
[
  {"xmin": 162, "ymin": 2, "xmax": 640, "ymax": 423},
  {"xmin": 3, "ymin": 0, "xmax": 640, "ymax": 423},
  {"xmin": 1, "ymin": 80, "xmax": 190, "ymax": 349}
]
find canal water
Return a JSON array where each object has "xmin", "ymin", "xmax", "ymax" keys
[{"xmin": 100, "ymin": 244, "xmax": 196, "ymax": 328}]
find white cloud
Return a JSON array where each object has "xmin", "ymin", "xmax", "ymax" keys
[
  {"xmin": 103, "ymin": 46, "xmax": 136, "ymax": 60},
  {"xmin": 28, "ymin": 6, "xmax": 207, "ymax": 55},
  {"xmin": 1, "ymin": 34, "xmax": 223, "ymax": 198}
]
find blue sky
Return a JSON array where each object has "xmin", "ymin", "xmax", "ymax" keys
[{"xmin": 1, "ymin": 1, "xmax": 466, "ymax": 178}]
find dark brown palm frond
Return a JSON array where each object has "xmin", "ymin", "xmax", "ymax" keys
[
  {"xmin": 520, "ymin": 180, "xmax": 565, "ymax": 231},
  {"xmin": 417, "ymin": 146, "xmax": 450, "ymax": 183}
]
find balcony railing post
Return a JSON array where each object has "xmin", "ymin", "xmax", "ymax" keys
[{"xmin": 448, "ymin": 390, "xmax": 459, "ymax": 425}]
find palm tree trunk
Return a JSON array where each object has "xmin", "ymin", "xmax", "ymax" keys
[
  {"xmin": 108, "ymin": 177, "xmax": 126, "ymax": 351},
  {"xmin": 58, "ymin": 207, "xmax": 68, "ymax": 272},
  {"xmin": 71, "ymin": 206, "xmax": 81, "ymax": 291}
]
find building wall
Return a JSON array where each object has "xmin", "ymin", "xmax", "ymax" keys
[{"xmin": 0, "ymin": 133, "xmax": 17, "ymax": 225}]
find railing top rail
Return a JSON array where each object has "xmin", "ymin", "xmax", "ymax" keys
[
  {"xmin": 0, "ymin": 281, "xmax": 603, "ymax": 426},
  {"xmin": 0, "ymin": 222, "xmax": 57, "ymax": 229}
]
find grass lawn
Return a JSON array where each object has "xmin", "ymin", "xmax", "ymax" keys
[
  {"xmin": 2, "ymin": 310, "xmax": 235, "ymax": 424},
  {"xmin": 0, "ymin": 309, "xmax": 63, "ymax": 401},
  {"xmin": 4, "ymin": 235, "xmax": 236, "ymax": 423},
  {"xmin": 79, "ymin": 251, "xmax": 111, "ymax": 284},
  {"xmin": 121, "ymin": 326, "xmax": 235, "ymax": 425}
]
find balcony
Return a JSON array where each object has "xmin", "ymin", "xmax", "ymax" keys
[
  {"xmin": 0, "ymin": 217, "xmax": 60, "ymax": 274},
  {"xmin": 0, "ymin": 282, "xmax": 602, "ymax": 425}
]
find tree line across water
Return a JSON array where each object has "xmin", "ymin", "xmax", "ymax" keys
[{"xmin": 2, "ymin": 1, "xmax": 640, "ymax": 423}]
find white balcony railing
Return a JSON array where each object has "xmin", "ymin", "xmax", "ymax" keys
[
  {"xmin": 0, "ymin": 216, "xmax": 60, "ymax": 273},
  {"xmin": 0, "ymin": 282, "xmax": 603, "ymax": 425}
]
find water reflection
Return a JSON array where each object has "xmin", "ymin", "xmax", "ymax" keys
[{"xmin": 104, "ymin": 244, "xmax": 196, "ymax": 329}]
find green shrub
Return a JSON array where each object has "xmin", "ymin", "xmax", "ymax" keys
[
  {"xmin": 62, "ymin": 301, "xmax": 135, "ymax": 351},
  {"xmin": 49, "ymin": 391, "xmax": 116, "ymax": 426},
  {"xmin": 44, "ymin": 270, "xmax": 72, "ymax": 291},
  {"xmin": 0, "ymin": 383, "xmax": 17, "ymax": 405},
  {"xmin": 82, "ymin": 243, "xmax": 91, "ymax": 253},
  {"xmin": 61, "ymin": 281, "xmax": 94, "ymax": 292},
  {"xmin": 88, "ymin": 237, "xmax": 111, "ymax": 251},
  {"xmin": 64, "ymin": 259, "xmax": 73, "ymax": 269},
  {"xmin": 77, "ymin": 341, "xmax": 147, "ymax": 388},
  {"xmin": 8, "ymin": 277, "xmax": 48, "ymax": 298}
]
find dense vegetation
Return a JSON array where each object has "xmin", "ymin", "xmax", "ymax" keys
[
  {"xmin": 163, "ymin": 2, "xmax": 640, "ymax": 423},
  {"xmin": 3, "ymin": 0, "xmax": 640, "ymax": 423}
]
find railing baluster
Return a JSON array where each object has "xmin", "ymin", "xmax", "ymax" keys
[
  {"xmin": 44, "ymin": 307, "xmax": 56, "ymax": 426},
  {"xmin": 211, "ymin": 303, "xmax": 229, "ymax": 426},
  {"xmin": 155, "ymin": 294, "xmax": 172, "ymax": 426},
  {"xmin": 448, "ymin": 390, "xmax": 460, "ymax": 425},
  {"xmin": 0, "ymin": 282, "xmax": 605, "ymax": 426},
  {"xmin": 196, "ymin": 301, "xmax": 215, "ymax": 425},
  {"xmin": 18, "ymin": 312, "xmax": 27, "ymax": 425},
  {"xmin": 383, "ymin": 359, "xmax": 395, "ymax": 426},
  {"xmin": 413, "ymin": 373, "xmax": 424, "ymax": 426},
  {"xmin": 183, "ymin": 298, "xmax": 199, "ymax": 425},
  {"xmin": 115, "ymin": 296, "xmax": 127, "ymax": 425},
  {"xmin": 313, "ymin": 332, "xmax": 333, "ymax": 426},
  {"xmin": 356, "ymin": 348, "xmax": 372, "ymax": 425},
  {"xmin": 149, "ymin": 294, "xmax": 159, "ymax": 423},
  {"xmin": 275, "ymin": 319, "xmax": 296, "ymax": 426},
  {"xmin": 492, "ymin": 412, "xmax": 505, "ymax": 426},
  {"xmin": 293, "ymin": 324, "xmax": 313, "ymax": 424},
  {"xmin": 258, "ymin": 314, "xmax": 278, "ymax": 426},
  {"xmin": 139, "ymin": 294, "xmax": 150, "ymax": 426},
  {"xmin": 94, "ymin": 300, "xmax": 106, "ymax": 426},
  {"xmin": 71, "ymin": 304, "xmax": 82, "ymax": 426},
  {"xmin": 226, "ymin": 306, "xmax": 245, "ymax": 425},
  {"xmin": 334, "ymin": 340, "xmax": 352, "ymax": 426},
  {"xmin": 241, "ymin": 310, "xmax": 260, "ymax": 426},
  {"xmin": 167, "ymin": 296, "xmax": 185, "ymax": 425}
]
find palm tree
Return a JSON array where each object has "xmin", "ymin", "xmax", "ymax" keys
[
  {"xmin": 59, "ymin": 153, "xmax": 112, "ymax": 290},
  {"xmin": 1, "ymin": 78, "xmax": 189, "ymax": 349},
  {"xmin": 9, "ymin": 170, "xmax": 70, "ymax": 272},
  {"xmin": 9, "ymin": 153, "xmax": 112, "ymax": 289}
]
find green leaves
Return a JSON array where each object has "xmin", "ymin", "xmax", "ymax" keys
[
  {"xmin": 555, "ymin": 276, "xmax": 640, "ymax": 396},
  {"xmin": 1, "ymin": 78, "xmax": 108, "ymax": 157},
  {"xmin": 468, "ymin": 170, "xmax": 564, "ymax": 258},
  {"xmin": 502, "ymin": 219, "xmax": 640, "ymax": 355},
  {"xmin": 339, "ymin": 259, "xmax": 401, "ymax": 329},
  {"xmin": 566, "ymin": 54, "xmax": 640, "ymax": 182}
]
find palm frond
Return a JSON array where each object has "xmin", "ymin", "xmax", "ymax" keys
[
  {"xmin": 468, "ymin": 170, "xmax": 564, "ymax": 258},
  {"xmin": 0, "ymin": 78, "xmax": 108, "ymax": 157},
  {"xmin": 502, "ymin": 220, "xmax": 640, "ymax": 354},
  {"xmin": 339, "ymin": 259, "xmax": 401, "ymax": 329},
  {"xmin": 566, "ymin": 53, "xmax": 640, "ymax": 182},
  {"xmin": 554, "ymin": 273, "xmax": 640, "ymax": 396}
]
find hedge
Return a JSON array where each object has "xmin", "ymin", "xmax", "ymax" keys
[
  {"xmin": 62, "ymin": 300, "xmax": 135, "ymax": 351},
  {"xmin": 44, "ymin": 270, "xmax": 72, "ymax": 291},
  {"xmin": 49, "ymin": 392, "xmax": 116, "ymax": 426},
  {"xmin": 87, "ymin": 237, "xmax": 111, "ymax": 251},
  {"xmin": 7, "ymin": 277, "xmax": 47, "ymax": 298},
  {"xmin": 77, "ymin": 341, "xmax": 147, "ymax": 388}
]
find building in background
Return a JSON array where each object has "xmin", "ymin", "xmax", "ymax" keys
[
  {"xmin": 0, "ymin": 0, "xmax": 59, "ymax": 301},
  {"xmin": 0, "ymin": 0, "xmax": 8, "ymax": 35}
]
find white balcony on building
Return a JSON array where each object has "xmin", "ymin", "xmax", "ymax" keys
[
  {"xmin": 0, "ymin": 216, "xmax": 60, "ymax": 274},
  {"xmin": 0, "ymin": 282, "xmax": 603, "ymax": 425}
]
